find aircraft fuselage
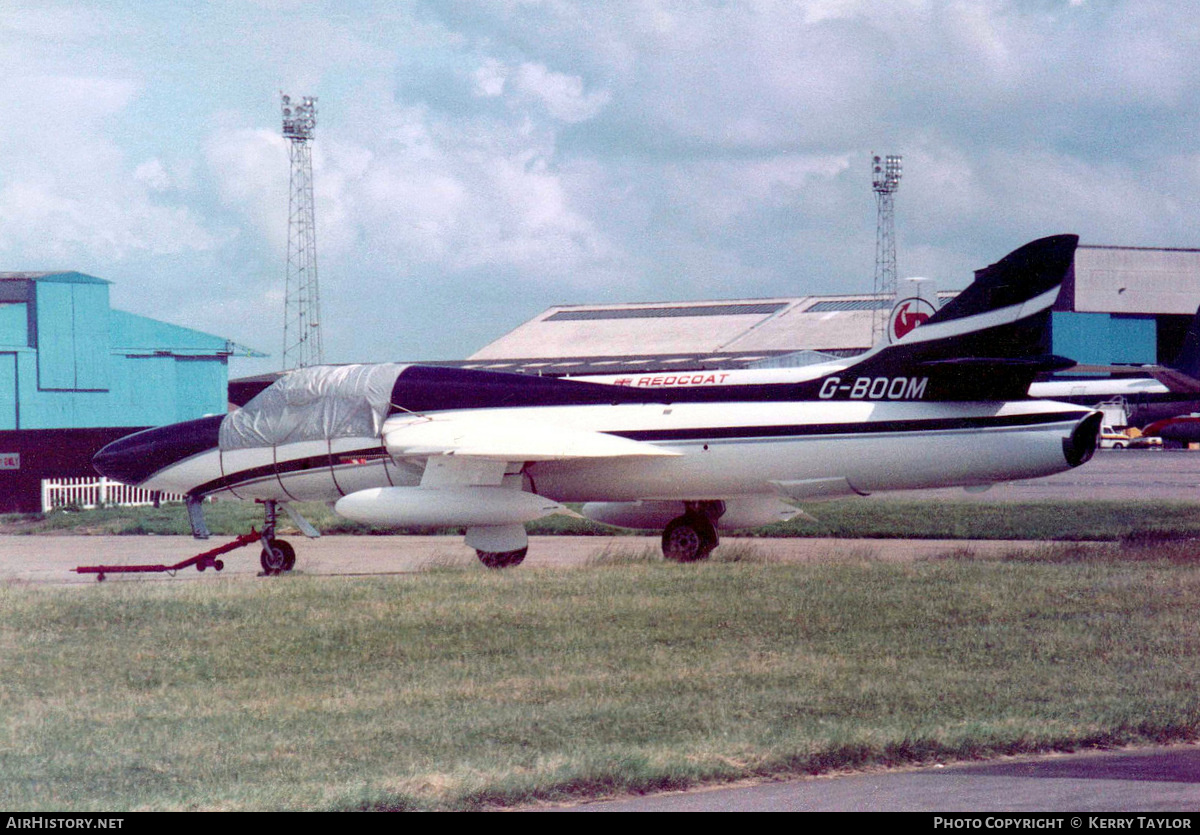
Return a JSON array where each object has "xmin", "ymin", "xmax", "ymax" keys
[{"xmin": 114, "ymin": 398, "xmax": 1097, "ymax": 505}]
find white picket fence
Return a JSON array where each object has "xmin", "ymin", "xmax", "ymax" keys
[{"xmin": 40, "ymin": 477, "xmax": 185, "ymax": 512}]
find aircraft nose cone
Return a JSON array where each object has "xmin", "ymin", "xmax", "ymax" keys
[
  {"xmin": 92, "ymin": 434, "xmax": 146, "ymax": 483},
  {"xmin": 93, "ymin": 415, "xmax": 224, "ymax": 486}
]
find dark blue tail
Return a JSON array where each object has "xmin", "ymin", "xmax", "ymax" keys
[{"xmin": 839, "ymin": 234, "xmax": 1079, "ymax": 400}]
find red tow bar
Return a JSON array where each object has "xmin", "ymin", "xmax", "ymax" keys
[{"xmin": 75, "ymin": 530, "xmax": 263, "ymax": 582}]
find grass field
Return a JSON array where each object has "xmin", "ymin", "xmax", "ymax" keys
[{"xmin": 2, "ymin": 541, "xmax": 1199, "ymax": 811}]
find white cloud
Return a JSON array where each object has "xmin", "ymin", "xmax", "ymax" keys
[
  {"xmin": 510, "ymin": 62, "xmax": 610, "ymax": 123},
  {"xmin": 473, "ymin": 59, "xmax": 508, "ymax": 97},
  {"xmin": 134, "ymin": 159, "xmax": 172, "ymax": 192},
  {"xmin": 471, "ymin": 58, "xmax": 610, "ymax": 123},
  {"xmin": 0, "ymin": 179, "xmax": 220, "ymax": 262},
  {"xmin": 204, "ymin": 128, "xmax": 290, "ymax": 252},
  {"xmin": 0, "ymin": 74, "xmax": 222, "ymax": 264},
  {"xmin": 206, "ymin": 96, "xmax": 615, "ymax": 296}
]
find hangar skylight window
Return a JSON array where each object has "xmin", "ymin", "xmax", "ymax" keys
[
  {"xmin": 806, "ymin": 300, "xmax": 893, "ymax": 312},
  {"xmin": 545, "ymin": 302, "xmax": 787, "ymax": 321}
]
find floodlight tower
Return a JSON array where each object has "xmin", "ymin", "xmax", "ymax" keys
[
  {"xmin": 280, "ymin": 93, "xmax": 323, "ymax": 369},
  {"xmin": 871, "ymin": 153, "xmax": 903, "ymax": 343}
]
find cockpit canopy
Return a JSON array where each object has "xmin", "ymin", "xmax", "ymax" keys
[{"xmin": 220, "ymin": 364, "xmax": 408, "ymax": 450}]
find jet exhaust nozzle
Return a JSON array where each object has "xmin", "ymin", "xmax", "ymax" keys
[{"xmin": 1063, "ymin": 411, "xmax": 1103, "ymax": 468}]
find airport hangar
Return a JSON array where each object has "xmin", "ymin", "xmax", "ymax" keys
[
  {"xmin": 226, "ymin": 244, "xmax": 1200, "ymax": 409},
  {"xmin": 0, "ymin": 272, "xmax": 253, "ymax": 513},
  {"xmin": 449, "ymin": 243, "xmax": 1200, "ymax": 383}
]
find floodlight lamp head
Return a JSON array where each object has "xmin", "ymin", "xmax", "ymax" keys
[
  {"xmin": 281, "ymin": 91, "xmax": 317, "ymax": 141},
  {"xmin": 872, "ymin": 152, "xmax": 902, "ymax": 193}
]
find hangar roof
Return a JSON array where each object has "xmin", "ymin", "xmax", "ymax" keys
[
  {"xmin": 0, "ymin": 271, "xmax": 109, "ymax": 284},
  {"xmin": 0, "ymin": 271, "xmax": 109, "ymax": 302},
  {"xmin": 472, "ymin": 244, "xmax": 1200, "ymax": 363},
  {"xmin": 469, "ymin": 295, "xmax": 894, "ymax": 360}
]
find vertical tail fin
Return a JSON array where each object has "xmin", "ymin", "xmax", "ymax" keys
[
  {"xmin": 834, "ymin": 235, "xmax": 1079, "ymax": 400},
  {"xmin": 1150, "ymin": 305, "xmax": 1200, "ymax": 392},
  {"xmin": 1171, "ymin": 305, "xmax": 1200, "ymax": 378},
  {"xmin": 900, "ymin": 233, "xmax": 1077, "ymax": 358}
]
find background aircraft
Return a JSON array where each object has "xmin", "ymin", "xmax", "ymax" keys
[
  {"xmin": 1026, "ymin": 315, "xmax": 1200, "ymax": 429},
  {"xmin": 94, "ymin": 235, "xmax": 1101, "ymax": 571},
  {"xmin": 1142, "ymin": 414, "xmax": 1200, "ymax": 446}
]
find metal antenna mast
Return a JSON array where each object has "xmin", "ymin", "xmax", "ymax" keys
[
  {"xmin": 281, "ymin": 92, "xmax": 323, "ymax": 369},
  {"xmin": 871, "ymin": 153, "xmax": 902, "ymax": 344}
]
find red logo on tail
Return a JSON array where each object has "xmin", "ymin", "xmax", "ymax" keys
[{"xmin": 887, "ymin": 298, "xmax": 936, "ymax": 343}]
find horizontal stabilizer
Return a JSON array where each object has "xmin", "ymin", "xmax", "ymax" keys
[
  {"xmin": 1056, "ymin": 363, "xmax": 1200, "ymax": 394},
  {"xmin": 384, "ymin": 413, "xmax": 681, "ymax": 461},
  {"xmin": 920, "ymin": 355, "xmax": 1077, "ymax": 373}
]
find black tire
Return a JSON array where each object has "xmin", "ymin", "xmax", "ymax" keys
[
  {"xmin": 476, "ymin": 547, "xmax": 528, "ymax": 569},
  {"xmin": 1112, "ymin": 441, "xmax": 1126, "ymax": 450},
  {"xmin": 661, "ymin": 514, "xmax": 718, "ymax": 563},
  {"xmin": 261, "ymin": 539, "xmax": 296, "ymax": 575}
]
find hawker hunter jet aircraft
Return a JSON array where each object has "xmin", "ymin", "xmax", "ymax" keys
[{"xmin": 94, "ymin": 234, "xmax": 1102, "ymax": 572}]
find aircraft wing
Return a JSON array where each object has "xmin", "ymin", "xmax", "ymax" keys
[
  {"xmin": 382, "ymin": 413, "xmax": 681, "ymax": 463},
  {"xmin": 338, "ymin": 413, "xmax": 677, "ymax": 545},
  {"xmin": 1143, "ymin": 367, "xmax": 1200, "ymax": 394},
  {"xmin": 1060, "ymin": 363, "xmax": 1200, "ymax": 394}
]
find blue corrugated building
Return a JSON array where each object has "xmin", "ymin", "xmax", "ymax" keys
[
  {"xmin": 0, "ymin": 272, "xmax": 238, "ymax": 429},
  {"xmin": 0, "ymin": 271, "xmax": 252, "ymax": 512}
]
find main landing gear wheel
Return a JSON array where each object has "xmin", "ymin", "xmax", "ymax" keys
[
  {"xmin": 476, "ymin": 547, "xmax": 528, "ymax": 569},
  {"xmin": 661, "ymin": 514, "xmax": 718, "ymax": 563},
  {"xmin": 260, "ymin": 539, "xmax": 296, "ymax": 575}
]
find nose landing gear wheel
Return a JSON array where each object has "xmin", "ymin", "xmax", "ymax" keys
[{"xmin": 261, "ymin": 539, "xmax": 296, "ymax": 575}]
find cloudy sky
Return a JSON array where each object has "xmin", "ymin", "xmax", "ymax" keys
[{"xmin": 3, "ymin": 0, "xmax": 1197, "ymax": 376}]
